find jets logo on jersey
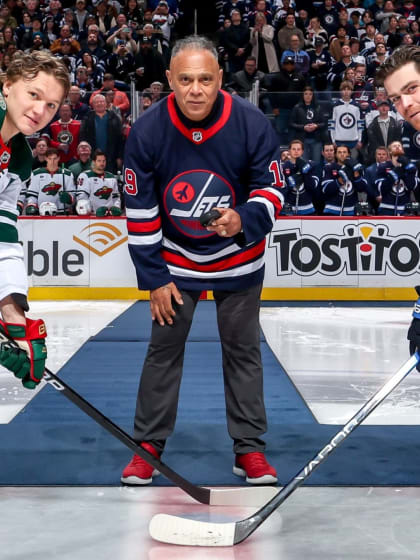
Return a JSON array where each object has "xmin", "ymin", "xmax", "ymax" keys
[
  {"xmin": 414, "ymin": 131, "xmax": 420, "ymax": 149},
  {"xmin": 42, "ymin": 182, "xmax": 61, "ymax": 196},
  {"xmin": 164, "ymin": 169, "xmax": 235, "ymax": 238},
  {"xmin": 339, "ymin": 112, "xmax": 356, "ymax": 129},
  {"xmin": 94, "ymin": 186, "xmax": 113, "ymax": 199}
]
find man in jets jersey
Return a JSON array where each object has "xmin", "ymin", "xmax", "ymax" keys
[
  {"xmin": 26, "ymin": 147, "xmax": 75, "ymax": 215},
  {"xmin": 76, "ymin": 149, "xmax": 122, "ymax": 216}
]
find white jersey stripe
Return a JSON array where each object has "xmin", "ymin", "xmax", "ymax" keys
[
  {"xmin": 167, "ymin": 256, "xmax": 265, "ymax": 279},
  {"xmin": 126, "ymin": 206, "xmax": 160, "ymax": 219}
]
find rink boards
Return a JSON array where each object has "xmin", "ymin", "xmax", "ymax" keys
[{"xmin": 18, "ymin": 215, "xmax": 420, "ymax": 301}]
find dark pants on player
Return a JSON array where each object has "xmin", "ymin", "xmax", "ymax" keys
[{"xmin": 133, "ymin": 283, "xmax": 267, "ymax": 455}]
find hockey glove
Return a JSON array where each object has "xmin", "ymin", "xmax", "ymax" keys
[
  {"xmin": 387, "ymin": 169, "xmax": 399, "ymax": 183},
  {"xmin": 0, "ymin": 318, "xmax": 47, "ymax": 389},
  {"xmin": 96, "ymin": 206, "xmax": 108, "ymax": 217},
  {"xmin": 109, "ymin": 206, "xmax": 122, "ymax": 216},
  {"xmin": 398, "ymin": 157, "xmax": 417, "ymax": 174},
  {"xmin": 338, "ymin": 169, "xmax": 349, "ymax": 183},
  {"xmin": 59, "ymin": 191, "xmax": 73, "ymax": 204},
  {"xmin": 25, "ymin": 203, "xmax": 39, "ymax": 215},
  {"xmin": 408, "ymin": 286, "xmax": 420, "ymax": 371},
  {"xmin": 295, "ymin": 158, "xmax": 312, "ymax": 174}
]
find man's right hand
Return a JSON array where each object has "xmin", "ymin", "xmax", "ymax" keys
[
  {"xmin": 150, "ymin": 282, "xmax": 184, "ymax": 326},
  {"xmin": 0, "ymin": 318, "xmax": 47, "ymax": 389}
]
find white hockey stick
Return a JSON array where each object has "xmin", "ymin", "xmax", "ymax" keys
[
  {"xmin": 0, "ymin": 330, "xmax": 277, "ymax": 507},
  {"xmin": 149, "ymin": 353, "xmax": 420, "ymax": 546}
]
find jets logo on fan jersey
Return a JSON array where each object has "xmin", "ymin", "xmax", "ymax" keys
[{"xmin": 164, "ymin": 169, "xmax": 235, "ymax": 238}]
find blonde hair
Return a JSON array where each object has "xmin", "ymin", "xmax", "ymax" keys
[{"xmin": 0, "ymin": 50, "xmax": 70, "ymax": 100}]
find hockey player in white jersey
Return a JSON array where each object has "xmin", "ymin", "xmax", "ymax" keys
[
  {"xmin": 26, "ymin": 147, "xmax": 75, "ymax": 215},
  {"xmin": 76, "ymin": 149, "xmax": 122, "ymax": 217},
  {"xmin": 0, "ymin": 51, "xmax": 70, "ymax": 389}
]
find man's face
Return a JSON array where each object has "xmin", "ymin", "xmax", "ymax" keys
[
  {"xmin": 78, "ymin": 143, "xmax": 91, "ymax": 160},
  {"xmin": 59, "ymin": 104, "xmax": 72, "ymax": 121},
  {"xmin": 46, "ymin": 153, "xmax": 60, "ymax": 170},
  {"xmin": 341, "ymin": 45, "xmax": 351, "ymax": 57},
  {"xmin": 376, "ymin": 43, "xmax": 386, "ymax": 55},
  {"xmin": 94, "ymin": 155, "xmax": 107, "ymax": 172},
  {"xmin": 389, "ymin": 141, "xmax": 404, "ymax": 156},
  {"xmin": 378, "ymin": 103, "xmax": 389, "ymax": 117},
  {"xmin": 289, "ymin": 142, "xmax": 303, "ymax": 160},
  {"xmin": 244, "ymin": 59, "xmax": 256, "ymax": 74},
  {"xmin": 36, "ymin": 140, "xmax": 47, "ymax": 155},
  {"xmin": 351, "ymin": 42, "xmax": 360, "ymax": 54},
  {"xmin": 355, "ymin": 67, "xmax": 365, "ymax": 80},
  {"xmin": 117, "ymin": 14, "xmax": 127, "ymax": 26},
  {"xmin": 166, "ymin": 48, "xmax": 222, "ymax": 122},
  {"xmin": 286, "ymin": 15, "xmax": 294, "ymax": 27},
  {"xmin": 2, "ymin": 72, "xmax": 63, "ymax": 138},
  {"xmin": 376, "ymin": 148, "xmax": 388, "ymax": 163},
  {"xmin": 93, "ymin": 96, "xmax": 107, "ymax": 113},
  {"xmin": 231, "ymin": 11, "xmax": 241, "ymax": 25},
  {"xmin": 336, "ymin": 146, "xmax": 350, "ymax": 163},
  {"xmin": 290, "ymin": 36, "xmax": 300, "ymax": 50},
  {"xmin": 385, "ymin": 61, "xmax": 420, "ymax": 130},
  {"xmin": 322, "ymin": 145, "xmax": 335, "ymax": 162}
]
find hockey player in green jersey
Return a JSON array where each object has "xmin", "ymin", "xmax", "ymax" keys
[
  {"xmin": 76, "ymin": 149, "xmax": 122, "ymax": 217},
  {"xmin": 0, "ymin": 51, "xmax": 70, "ymax": 389}
]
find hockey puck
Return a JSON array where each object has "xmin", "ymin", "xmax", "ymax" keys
[{"xmin": 199, "ymin": 208, "xmax": 221, "ymax": 227}]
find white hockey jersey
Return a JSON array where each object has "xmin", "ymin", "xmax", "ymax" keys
[
  {"xmin": 76, "ymin": 170, "xmax": 121, "ymax": 213},
  {"xmin": 329, "ymin": 99, "xmax": 363, "ymax": 143},
  {"xmin": 26, "ymin": 166, "xmax": 75, "ymax": 212}
]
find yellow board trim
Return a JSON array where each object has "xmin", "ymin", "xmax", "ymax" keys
[{"xmin": 27, "ymin": 286, "xmax": 417, "ymax": 301}]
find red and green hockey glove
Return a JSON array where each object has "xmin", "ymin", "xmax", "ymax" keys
[{"xmin": 0, "ymin": 318, "xmax": 47, "ymax": 389}]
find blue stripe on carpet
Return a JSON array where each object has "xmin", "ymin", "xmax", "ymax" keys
[{"xmin": 1, "ymin": 301, "xmax": 420, "ymax": 486}]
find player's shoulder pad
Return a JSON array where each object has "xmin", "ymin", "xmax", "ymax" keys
[
  {"xmin": 104, "ymin": 171, "xmax": 116, "ymax": 179},
  {"xmin": 33, "ymin": 167, "xmax": 47, "ymax": 175},
  {"xmin": 84, "ymin": 170, "xmax": 96, "ymax": 178}
]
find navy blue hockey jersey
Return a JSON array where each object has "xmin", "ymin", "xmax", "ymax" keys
[{"xmin": 123, "ymin": 91, "xmax": 285, "ymax": 291}]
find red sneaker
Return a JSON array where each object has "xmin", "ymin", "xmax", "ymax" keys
[
  {"xmin": 120, "ymin": 442, "xmax": 160, "ymax": 485},
  {"xmin": 233, "ymin": 452, "xmax": 277, "ymax": 484}
]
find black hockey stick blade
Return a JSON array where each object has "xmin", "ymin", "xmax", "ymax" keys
[
  {"xmin": 149, "ymin": 352, "xmax": 420, "ymax": 546},
  {"xmin": 0, "ymin": 331, "xmax": 276, "ymax": 507}
]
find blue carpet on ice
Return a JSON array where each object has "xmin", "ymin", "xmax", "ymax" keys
[{"xmin": 1, "ymin": 301, "xmax": 420, "ymax": 486}]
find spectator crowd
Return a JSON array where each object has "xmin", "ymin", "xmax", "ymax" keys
[{"xmin": 2, "ymin": 0, "xmax": 419, "ymax": 216}]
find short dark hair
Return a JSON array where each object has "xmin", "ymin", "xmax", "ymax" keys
[
  {"xmin": 92, "ymin": 149, "xmax": 106, "ymax": 161},
  {"xmin": 376, "ymin": 45, "xmax": 420, "ymax": 86},
  {"xmin": 46, "ymin": 147, "xmax": 59, "ymax": 157}
]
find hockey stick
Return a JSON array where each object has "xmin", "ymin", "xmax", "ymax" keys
[
  {"xmin": 149, "ymin": 352, "xmax": 420, "ymax": 547},
  {"xmin": 0, "ymin": 330, "xmax": 277, "ymax": 507}
]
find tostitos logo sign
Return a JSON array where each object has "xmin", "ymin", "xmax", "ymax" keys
[{"xmin": 269, "ymin": 223, "xmax": 420, "ymax": 277}]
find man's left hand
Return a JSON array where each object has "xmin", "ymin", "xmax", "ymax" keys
[{"xmin": 205, "ymin": 207, "xmax": 242, "ymax": 238}]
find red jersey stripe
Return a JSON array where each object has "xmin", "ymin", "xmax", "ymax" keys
[
  {"xmin": 161, "ymin": 239, "xmax": 266, "ymax": 272},
  {"xmin": 127, "ymin": 216, "xmax": 162, "ymax": 233}
]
